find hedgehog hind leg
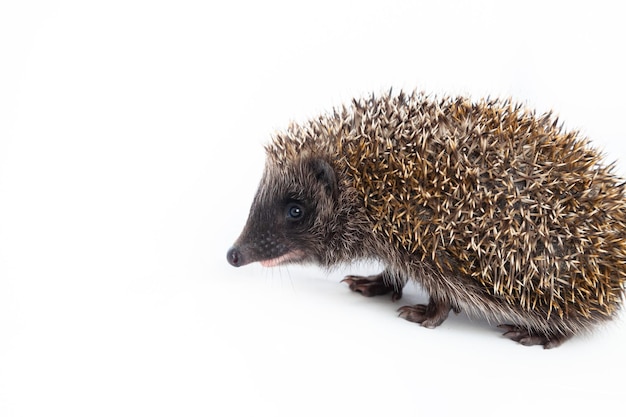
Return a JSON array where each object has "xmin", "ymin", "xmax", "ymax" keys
[
  {"xmin": 497, "ymin": 324, "xmax": 572, "ymax": 349},
  {"xmin": 397, "ymin": 297, "xmax": 453, "ymax": 329},
  {"xmin": 341, "ymin": 269, "xmax": 404, "ymax": 301}
]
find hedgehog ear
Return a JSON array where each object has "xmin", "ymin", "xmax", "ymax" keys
[{"xmin": 309, "ymin": 158, "xmax": 337, "ymax": 199}]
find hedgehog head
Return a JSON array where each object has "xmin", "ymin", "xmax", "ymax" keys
[{"xmin": 227, "ymin": 147, "xmax": 342, "ymax": 268}]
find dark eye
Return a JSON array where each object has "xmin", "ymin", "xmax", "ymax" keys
[{"xmin": 286, "ymin": 203, "xmax": 304, "ymax": 221}]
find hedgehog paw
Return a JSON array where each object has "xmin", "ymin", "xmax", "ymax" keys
[
  {"xmin": 397, "ymin": 298, "xmax": 451, "ymax": 329},
  {"xmin": 342, "ymin": 273, "xmax": 403, "ymax": 301},
  {"xmin": 498, "ymin": 325, "xmax": 570, "ymax": 349}
]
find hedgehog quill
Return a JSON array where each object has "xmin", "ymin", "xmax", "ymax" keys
[{"xmin": 226, "ymin": 91, "xmax": 626, "ymax": 348}]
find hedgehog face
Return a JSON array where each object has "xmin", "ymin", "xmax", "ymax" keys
[{"xmin": 227, "ymin": 156, "xmax": 338, "ymax": 268}]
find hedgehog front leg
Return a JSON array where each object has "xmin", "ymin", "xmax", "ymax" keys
[
  {"xmin": 397, "ymin": 297, "xmax": 453, "ymax": 329},
  {"xmin": 342, "ymin": 269, "xmax": 404, "ymax": 301}
]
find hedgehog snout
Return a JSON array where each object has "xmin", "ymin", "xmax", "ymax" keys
[
  {"xmin": 226, "ymin": 246, "xmax": 243, "ymax": 267},
  {"xmin": 227, "ymin": 231, "xmax": 290, "ymax": 267}
]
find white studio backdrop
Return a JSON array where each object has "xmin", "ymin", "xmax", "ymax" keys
[{"xmin": 1, "ymin": 1, "xmax": 625, "ymax": 416}]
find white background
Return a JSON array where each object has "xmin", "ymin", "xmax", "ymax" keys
[{"xmin": 1, "ymin": 1, "xmax": 625, "ymax": 416}]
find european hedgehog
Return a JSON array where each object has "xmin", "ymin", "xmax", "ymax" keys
[{"xmin": 226, "ymin": 90, "xmax": 626, "ymax": 348}]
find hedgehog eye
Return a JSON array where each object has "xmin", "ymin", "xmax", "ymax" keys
[{"xmin": 286, "ymin": 203, "xmax": 304, "ymax": 221}]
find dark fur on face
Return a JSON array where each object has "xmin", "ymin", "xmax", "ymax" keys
[{"xmin": 227, "ymin": 156, "xmax": 342, "ymax": 267}]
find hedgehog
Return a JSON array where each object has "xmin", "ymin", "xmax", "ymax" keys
[{"xmin": 226, "ymin": 90, "xmax": 626, "ymax": 348}]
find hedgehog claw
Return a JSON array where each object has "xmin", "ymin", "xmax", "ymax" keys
[
  {"xmin": 342, "ymin": 274, "xmax": 402, "ymax": 301},
  {"xmin": 397, "ymin": 298, "xmax": 451, "ymax": 328},
  {"xmin": 498, "ymin": 324, "xmax": 570, "ymax": 349}
]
